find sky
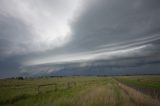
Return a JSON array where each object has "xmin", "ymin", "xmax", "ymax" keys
[{"xmin": 0, "ymin": 0, "xmax": 160, "ymax": 78}]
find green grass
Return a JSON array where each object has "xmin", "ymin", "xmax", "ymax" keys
[
  {"xmin": 116, "ymin": 75, "xmax": 160, "ymax": 89},
  {"xmin": 0, "ymin": 76, "xmax": 159, "ymax": 106}
]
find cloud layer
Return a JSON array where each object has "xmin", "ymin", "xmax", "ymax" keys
[
  {"xmin": 0, "ymin": 0, "xmax": 160, "ymax": 77},
  {"xmin": 0, "ymin": 0, "xmax": 81, "ymax": 56}
]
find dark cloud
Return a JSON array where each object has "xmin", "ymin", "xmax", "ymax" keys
[
  {"xmin": 0, "ymin": 15, "xmax": 33, "ymax": 58},
  {"xmin": 67, "ymin": 0, "xmax": 160, "ymax": 51},
  {"xmin": 0, "ymin": 0, "xmax": 160, "ymax": 77}
]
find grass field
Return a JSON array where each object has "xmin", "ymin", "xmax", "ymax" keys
[
  {"xmin": 0, "ymin": 76, "xmax": 160, "ymax": 106},
  {"xmin": 115, "ymin": 75, "xmax": 160, "ymax": 100},
  {"xmin": 115, "ymin": 75, "xmax": 160, "ymax": 89}
]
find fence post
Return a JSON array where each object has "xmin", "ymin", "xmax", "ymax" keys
[
  {"xmin": 37, "ymin": 85, "xmax": 40, "ymax": 94},
  {"xmin": 54, "ymin": 83, "xmax": 58, "ymax": 91}
]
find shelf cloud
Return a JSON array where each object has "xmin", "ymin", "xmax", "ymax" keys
[{"xmin": 0, "ymin": 0, "xmax": 160, "ymax": 77}]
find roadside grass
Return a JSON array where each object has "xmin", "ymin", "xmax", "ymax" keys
[
  {"xmin": 117, "ymin": 81, "xmax": 160, "ymax": 106},
  {"xmin": 51, "ymin": 78, "xmax": 136, "ymax": 106},
  {"xmin": 115, "ymin": 75, "xmax": 160, "ymax": 89}
]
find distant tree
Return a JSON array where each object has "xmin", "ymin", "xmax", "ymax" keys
[{"xmin": 16, "ymin": 77, "xmax": 24, "ymax": 80}]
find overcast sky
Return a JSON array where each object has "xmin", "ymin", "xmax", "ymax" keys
[{"xmin": 0, "ymin": 0, "xmax": 160, "ymax": 77}]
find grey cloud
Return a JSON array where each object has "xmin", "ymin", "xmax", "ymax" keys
[
  {"xmin": 0, "ymin": 0, "xmax": 78, "ymax": 57},
  {"xmin": 67, "ymin": 0, "xmax": 160, "ymax": 52},
  {"xmin": 27, "ymin": 0, "xmax": 160, "ymax": 64},
  {"xmin": 23, "ymin": 0, "xmax": 160, "ymax": 69},
  {"xmin": 1, "ymin": 0, "xmax": 160, "ymax": 77},
  {"xmin": 22, "ymin": 41, "xmax": 160, "ymax": 76},
  {"xmin": 0, "ymin": 15, "xmax": 33, "ymax": 58}
]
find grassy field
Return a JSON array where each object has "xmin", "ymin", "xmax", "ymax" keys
[
  {"xmin": 0, "ymin": 76, "xmax": 160, "ymax": 106},
  {"xmin": 115, "ymin": 75, "xmax": 160, "ymax": 89},
  {"xmin": 115, "ymin": 75, "xmax": 160, "ymax": 100}
]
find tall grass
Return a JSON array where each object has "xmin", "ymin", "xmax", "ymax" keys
[
  {"xmin": 117, "ymin": 81, "xmax": 160, "ymax": 106},
  {"xmin": 0, "ymin": 76, "xmax": 159, "ymax": 106}
]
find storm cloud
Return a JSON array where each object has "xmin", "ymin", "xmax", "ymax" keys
[{"xmin": 0, "ymin": 0, "xmax": 160, "ymax": 77}]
